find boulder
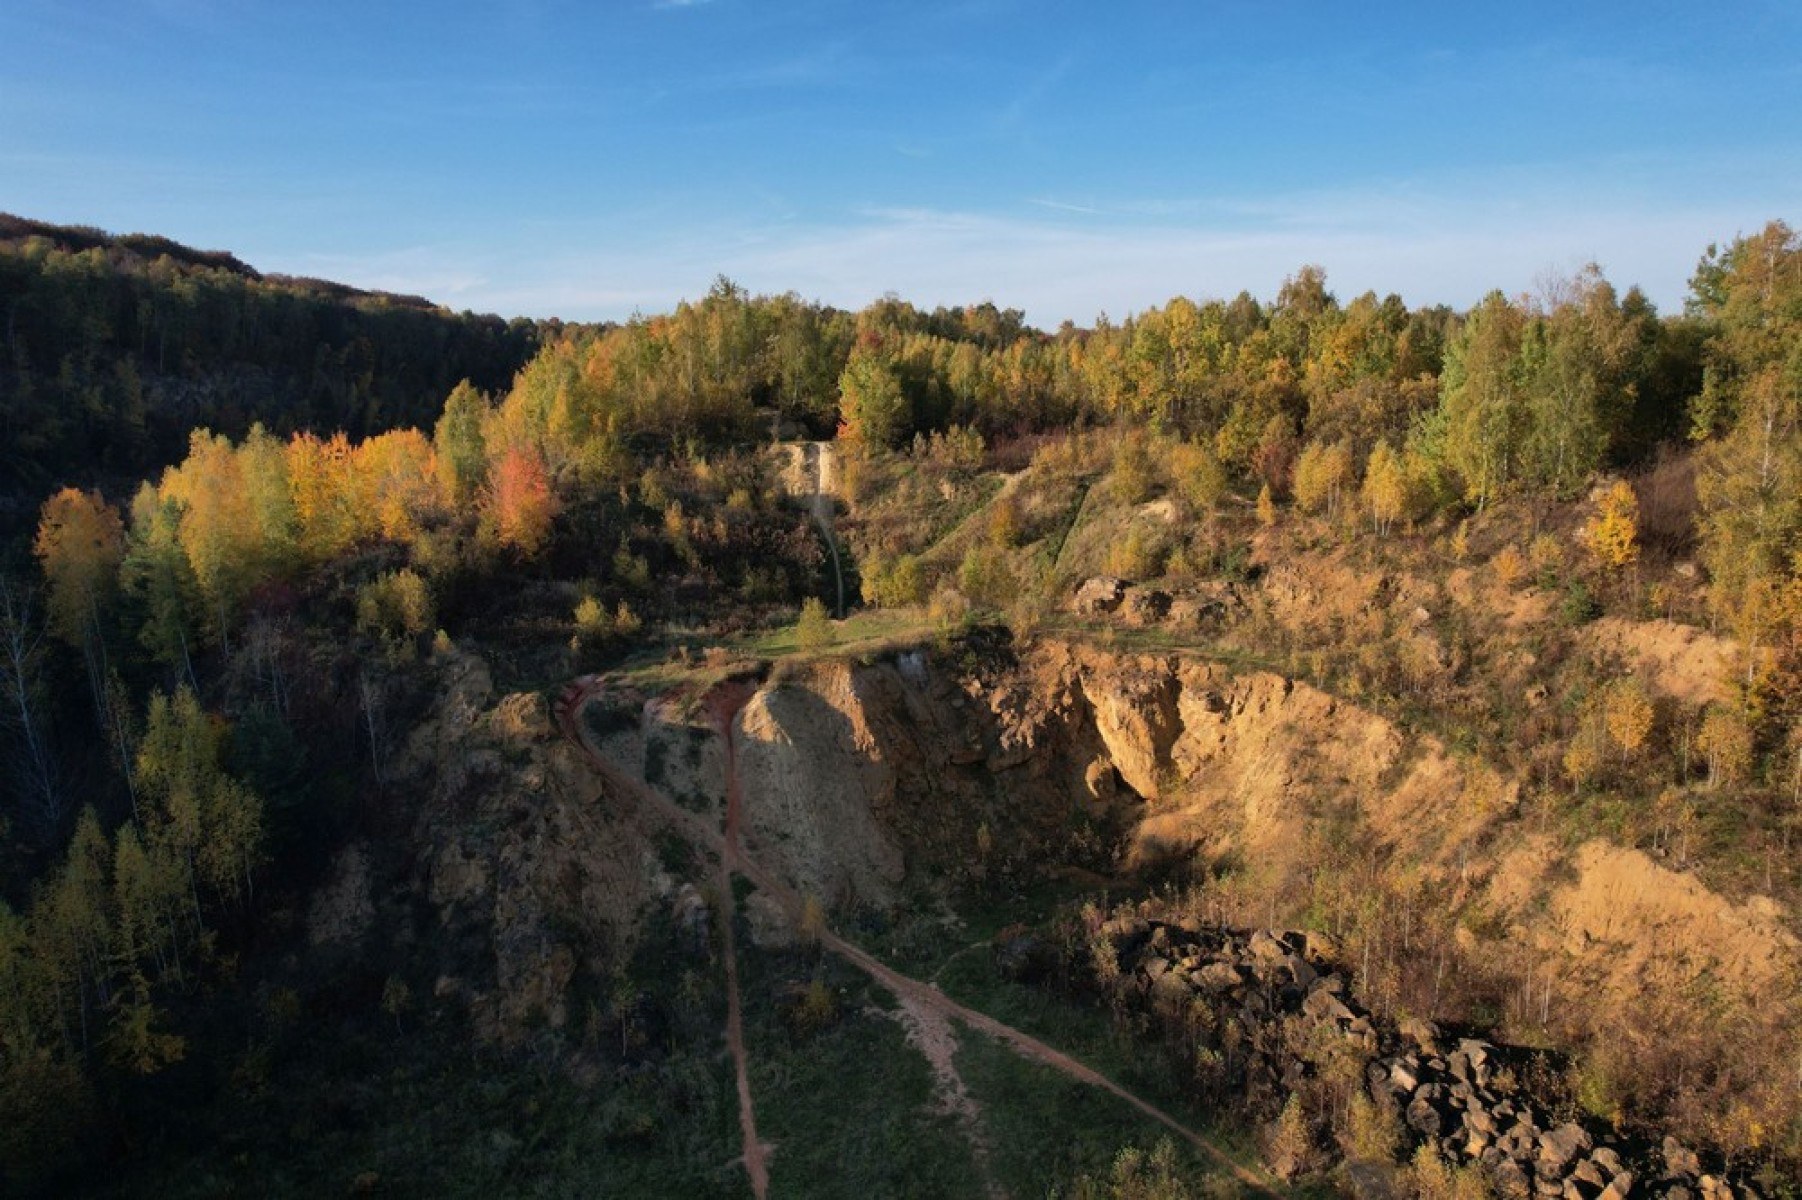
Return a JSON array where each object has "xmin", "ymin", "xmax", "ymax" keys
[
  {"xmin": 1538, "ymin": 1123, "xmax": 1593, "ymax": 1174},
  {"xmin": 1406, "ymin": 1094, "xmax": 1446, "ymax": 1137},
  {"xmin": 1248, "ymin": 928, "xmax": 1289, "ymax": 961},
  {"xmin": 1570, "ymin": 1159, "xmax": 1607, "ymax": 1189},
  {"xmin": 1192, "ymin": 961, "xmax": 1245, "ymax": 993},
  {"xmin": 992, "ymin": 928, "xmax": 1057, "ymax": 983},
  {"xmin": 1073, "ymin": 576, "xmax": 1129, "ymax": 614},
  {"xmin": 1386, "ymin": 1058, "xmax": 1421, "ymax": 1094},
  {"xmin": 1280, "ymin": 952, "xmax": 1319, "ymax": 988},
  {"xmin": 1398, "ymin": 1016, "xmax": 1442, "ymax": 1051},
  {"xmin": 1343, "ymin": 1161, "xmax": 1404, "ymax": 1200},
  {"xmin": 1493, "ymin": 1158, "xmax": 1531, "ymax": 1198},
  {"xmin": 1121, "ymin": 587, "xmax": 1173, "ymax": 626},
  {"xmin": 1663, "ymin": 1137, "xmax": 1702, "ymax": 1179},
  {"xmin": 1302, "ymin": 987, "xmax": 1355, "ymax": 1023}
]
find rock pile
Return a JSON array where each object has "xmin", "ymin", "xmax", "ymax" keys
[
  {"xmin": 1085, "ymin": 915, "xmax": 1762, "ymax": 1199},
  {"xmin": 1071, "ymin": 577, "xmax": 1243, "ymax": 628}
]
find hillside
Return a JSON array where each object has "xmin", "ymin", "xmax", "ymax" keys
[
  {"xmin": 0, "ymin": 219, "xmax": 1799, "ymax": 1198},
  {"xmin": 0, "ymin": 214, "xmax": 541, "ymax": 530}
]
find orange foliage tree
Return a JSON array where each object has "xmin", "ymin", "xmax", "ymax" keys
[{"xmin": 482, "ymin": 445, "xmax": 559, "ymax": 556}]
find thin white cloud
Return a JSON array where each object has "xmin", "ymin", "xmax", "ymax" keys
[
  {"xmin": 1026, "ymin": 198, "xmax": 1105, "ymax": 217},
  {"xmin": 242, "ymin": 166, "xmax": 1802, "ymax": 326}
]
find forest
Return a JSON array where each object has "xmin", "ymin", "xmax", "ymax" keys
[
  {"xmin": 1, "ymin": 216, "xmax": 1800, "ymax": 1197},
  {"xmin": 0, "ymin": 214, "xmax": 541, "ymax": 529}
]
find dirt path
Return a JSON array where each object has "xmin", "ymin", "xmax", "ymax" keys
[
  {"xmin": 882, "ymin": 993, "xmax": 1001, "ymax": 1199},
  {"xmin": 704, "ymin": 682, "xmax": 770, "ymax": 1200},
  {"xmin": 555, "ymin": 676, "xmax": 1275, "ymax": 1198}
]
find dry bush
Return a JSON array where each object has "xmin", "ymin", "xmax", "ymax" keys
[
  {"xmin": 1491, "ymin": 543, "xmax": 1528, "ymax": 588},
  {"xmin": 928, "ymin": 583, "xmax": 971, "ymax": 631},
  {"xmin": 1528, "ymin": 533, "xmax": 1565, "ymax": 581},
  {"xmin": 1344, "ymin": 1092, "xmax": 1403, "ymax": 1163},
  {"xmin": 1410, "ymin": 1145, "xmax": 1494, "ymax": 1200},
  {"xmin": 1107, "ymin": 430, "xmax": 1160, "ymax": 504},
  {"xmin": 1105, "ymin": 525, "xmax": 1168, "ymax": 581}
]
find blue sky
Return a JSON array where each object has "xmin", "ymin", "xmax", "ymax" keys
[{"xmin": 3, "ymin": 0, "xmax": 1799, "ymax": 325}]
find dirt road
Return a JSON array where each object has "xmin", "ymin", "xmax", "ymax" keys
[{"xmin": 555, "ymin": 675, "xmax": 1275, "ymax": 1198}]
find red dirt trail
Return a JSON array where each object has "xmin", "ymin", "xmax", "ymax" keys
[
  {"xmin": 555, "ymin": 675, "xmax": 1275, "ymax": 1198},
  {"xmin": 702, "ymin": 681, "xmax": 770, "ymax": 1200}
]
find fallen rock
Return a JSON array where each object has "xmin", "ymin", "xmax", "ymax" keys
[
  {"xmin": 1193, "ymin": 961, "xmax": 1245, "ymax": 993},
  {"xmin": 1663, "ymin": 1136, "xmax": 1702, "ymax": 1179},
  {"xmin": 1074, "ymin": 576, "xmax": 1129, "ymax": 614},
  {"xmin": 1121, "ymin": 587, "xmax": 1173, "ymax": 626},
  {"xmin": 1538, "ymin": 1123, "xmax": 1593, "ymax": 1174},
  {"xmin": 1302, "ymin": 987, "xmax": 1355, "ymax": 1023},
  {"xmin": 1406, "ymin": 1094, "xmax": 1446, "ymax": 1137},
  {"xmin": 1398, "ymin": 1016, "xmax": 1442, "ymax": 1051}
]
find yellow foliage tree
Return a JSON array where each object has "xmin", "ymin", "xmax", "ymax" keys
[
  {"xmin": 796, "ymin": 597, "xmax": 834, "ymax": 649},
  {"xmin": 1361, "ymin": 440, "xmax": 1410, "ymax": 535},
  {"xmin": 1580, "ymin": 479, "xmax": 1640, "ymax": 571},
  {"xmin": 1697, "ymin": 706, "xmax": 1753, "ymax": 788},
  {"xmin": 1602, "ymin": 678, "xmax": 1654, "ymax": 759},
  {"xmin": 1293, "ymin": 439, "xmax": 1353, "ymax": 521},
  {"xmin": 34, "ymin": 488, "xmax": 125, "ymax": 653}
]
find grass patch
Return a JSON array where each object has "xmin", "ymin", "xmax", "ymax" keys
[
  {"xmin": 955, "ymin": 1028, "xmax": 1258, "ymax": 1198},
  {"xmin": 737, "ymin": 943, "xmax": 983, "ymax": 1199}
]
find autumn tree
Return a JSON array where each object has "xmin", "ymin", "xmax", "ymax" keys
[
  {"xmin": 33, "ymin": 489, "xmax": 125, "ymax": 709},
  {"xmin": 121, "ymin": 483, "xmax": 201, "ymax": 685},
  {"xmin": 1361, "ymin": 441, "xmax": 1410, "ymax": 536},
  {"xmin": 795, "ymin": 596, "xmax": 834, "ymax": 649},
  {"xmin": 136, "ymin": 688, "xmax": 264, "ymax": 910},
  {"xmin": 481, "ymin": 444, "xmax": 559, "ymax": 557},
  {"xmin": 1517, "ymin": 267, "xmax": 1643, "ymax": 495},
  {"xmin": 1697, "ymin": 705, "xmax": 1753, "ymax": 788},
  {"xmin": 1293, "ymin": 439, "xmax": 1354, "ymax": 522},
  {"xmin": 1691, "ymin": 222, "xmax": 1802, "ymax": 695},
  {"xmin": 1602, "ymin": 677, "xmax": 1654, "ymax": 760},
  {"xmin": 1168, "ymin": 438, "xmax": 1227, "ymax": 511},
  {"xmin": 286, "ymin": 431, "xmax": 360, "ymax": 562},
  {"xmin": 355, "ymin": 569, "xmax": 434, "ymax": 646},
  {"xmin": 356, "ymin": 428, "xmax": 442, "ymax": 546},
  {"xmin": 1580, "ymin": 480, "xmax": 1640, "ymax": 572}
]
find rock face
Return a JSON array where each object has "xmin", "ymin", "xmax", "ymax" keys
[
  {"xmin": 400, "ymin": 649, "xmax": 676, "ymax": 1045},
  {"xmin": 735, "ymin": 663, "xmax": 907, "ymax": 910}
]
